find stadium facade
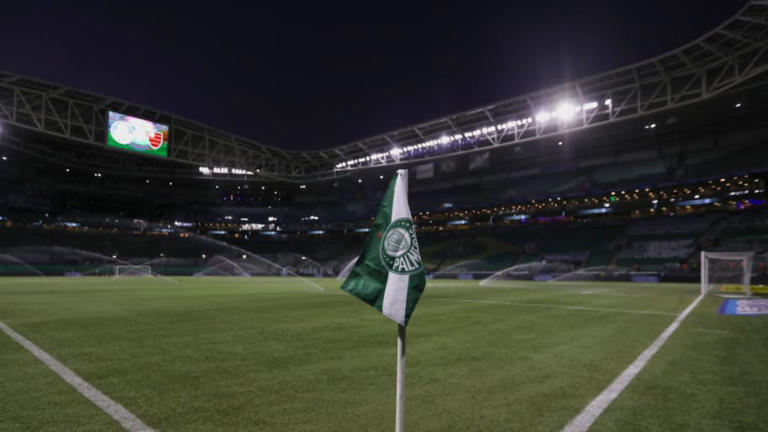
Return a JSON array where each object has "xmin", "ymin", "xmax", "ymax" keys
[{"xmin": 1, "ymin": 1, "xmax": 768, "ymax": 281}]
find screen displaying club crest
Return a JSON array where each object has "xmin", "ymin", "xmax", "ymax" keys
[{"xmin": 107, "ymin": 111, "xmax": 169, "ymax": 157}]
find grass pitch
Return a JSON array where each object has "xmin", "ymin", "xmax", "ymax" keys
[{"xmin": 0, "ymin": 277, "xmax": 766, "ymax": 431}]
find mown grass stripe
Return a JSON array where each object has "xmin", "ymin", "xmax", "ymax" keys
[
  {"xmin": 561, "ymin": 294, "xmax": 704, "ymax": 432},
  {"xmin": 0, "ymin": 321, "xmax": 153, "ymax": 432}
]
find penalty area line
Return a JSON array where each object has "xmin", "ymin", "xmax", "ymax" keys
[
  {"xmin": 442, "ymin": 298, "xmax": 678, "ymax": 317},
  {"xmin": 0, "ymin": 321, "xmax": 153, "ymax": 432},
  {"xmin": 561, "ymin": 294, "xmax": 705, "ymax": 432}
]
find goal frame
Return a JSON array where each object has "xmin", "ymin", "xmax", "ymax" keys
[
  {"xmin": 700, "ymin": 251, "xmax": 754, "ymax": 296},
  {"xmin": 114, "ymin": 265, "xmax": 153, "ymax": 277}
]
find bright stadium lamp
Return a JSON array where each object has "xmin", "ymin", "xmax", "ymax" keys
[
  {"xmin": 554, "ymin": 102, "xmax": 577, "ymax": 120},
  {"xmin": 535, "ymin": 111, "xmax": 551, "ymax": 123}
]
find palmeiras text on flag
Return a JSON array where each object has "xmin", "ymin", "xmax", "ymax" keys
[{"xmin": 340, "ymin": 170, "xmax": 426, "ymax": 326}]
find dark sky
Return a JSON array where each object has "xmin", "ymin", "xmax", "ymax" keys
[{"xmin": 0, "ymin": 1, "xmax": 743, "ymax": 151}]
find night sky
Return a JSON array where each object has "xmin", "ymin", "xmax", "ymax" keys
[{"xmin": 0, "ymin": 2, "xmax": 743, "ymax": 151}]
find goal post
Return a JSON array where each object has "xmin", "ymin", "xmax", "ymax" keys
[
  {"xmin": 700, "ymin": 251, "xmax": 754, "ymax": 296},
  {"xmin": 114, "ymin": 265, "xmax": 153, "ymax": 277}
]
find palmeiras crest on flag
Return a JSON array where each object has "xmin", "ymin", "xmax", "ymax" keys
[{"xmin": 379, "ymin": 218, "xmax": 422, "ymax": 275}]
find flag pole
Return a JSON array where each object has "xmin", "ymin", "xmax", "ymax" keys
[{"xmin": 395, "ymin": 323, "xmax": 406, "ymax": 432}]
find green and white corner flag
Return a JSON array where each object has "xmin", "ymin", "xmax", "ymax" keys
[{"xmin": 341, "ymin": 169, "xmax": 426, "ymax": 326}]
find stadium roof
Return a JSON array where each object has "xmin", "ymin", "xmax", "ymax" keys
[{"xmin": 0, "ymin": 0, "xmax": 767, "ymax": 182}]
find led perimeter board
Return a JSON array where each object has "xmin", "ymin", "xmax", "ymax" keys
[{"xmin": 107, "ymin": 111, "xmax": 169, "ymax": 157}]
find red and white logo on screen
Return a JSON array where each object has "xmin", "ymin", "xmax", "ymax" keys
[{"xmin": 148, "ymin": 132, "xmax": 164, "ymax": 149}]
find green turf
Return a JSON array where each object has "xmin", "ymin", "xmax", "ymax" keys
[{"xmin": 0, "ymin": 277, "xmax": 765, "ymax": 431}]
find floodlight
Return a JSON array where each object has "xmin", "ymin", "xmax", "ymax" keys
[
  {"xmin": 535, "ymin": 111, "xmax": 551, "ymax": 123},
  {"xmin": 554, "ymin": 102, "xmax": 577, "ymax": 120}
]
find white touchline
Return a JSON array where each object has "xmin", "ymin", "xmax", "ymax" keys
[
  {"xmin": 692, "ymin": 328, "xmax": 729, "ymax": 335},
  {"xmin": 561, "ymin": 294, "xmax": 705, "ymax": 432},
  {"xmin": 444, "ymin": 298, "xmax": 679, "ymax": 317},
  {"xmin": 0, "ymin": 321, "xmax": 153, "ymax": 432}
]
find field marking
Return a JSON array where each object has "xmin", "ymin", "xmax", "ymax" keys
[
  {"xmin": 692, "ymin": 327, "xmax": 729, "ymax": 335},
  {"xmin": 319, "ymin": 290, "xmax": 347, "ymax": 296},
  {"xmin": 561, "ymin": 294, "xmax": 704, "ymax": 432},
  {"xmin": 442, "ymin": 298, "xmax": 678, "ymax": 317},
  {"xmin": 0, "ymin": 321, "xmax": 153, "ymax": 432},
  {"xmin": 579, "ymin": 288, "xmax": 610, "ymax": 295},
  {"xmin": 478, "ymin": 282, "xmax": 552, "ymax": 289},
  {"xmin": 426, "ymin": 281, "xmax": 480, "ymax": 287},
  {"xmin": 579, "ymin": 289, "xmax": 648, "ymax": 298}
]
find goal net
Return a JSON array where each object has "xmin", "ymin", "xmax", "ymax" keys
[
  {"xmin": 114, "ymin": 265, "xmax": 153, "ymax": 277},
  {"xmin": 700, "ymin": 251, "xmax": 753, "ymax": 296}
]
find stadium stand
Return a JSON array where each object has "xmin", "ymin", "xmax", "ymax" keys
[{"xmin": 1, "ymin": 1, "xmax": 768, "ymax": 284}]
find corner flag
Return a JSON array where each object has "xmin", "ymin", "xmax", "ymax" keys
[{"xmin": 340, "ymin": 169, "xmax": 426, "ymax": 326}]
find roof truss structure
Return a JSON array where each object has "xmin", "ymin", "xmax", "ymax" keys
[{"xmin": 0, "ymin": 1, "xmax": 767, "ymax": 182}]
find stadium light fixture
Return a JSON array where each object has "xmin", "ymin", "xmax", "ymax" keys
[
  {"xmin": 553, "ymin": 102, "xmax": 578, "ymax": 120},
  {"xmin": 557, "ymin": 141, "xmax": 563, "ymax": 146},
  {"xmin": 734, "ymin": 102, "xmax": 742, "ymax": 108},
  {"xmin": 535, "ymin": 111, "xmax": 551, "ymax": 123},
  {"xmin": 335, "ymin": 99, "xmax": 607, "ymax": 169}
]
